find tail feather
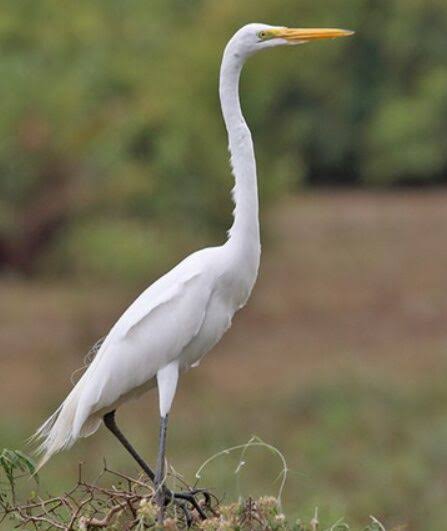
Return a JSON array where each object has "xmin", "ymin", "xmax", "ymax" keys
[
  {"xmin": 32, "ymin": 386, "xmax": 84, "ymax": 472},
  {"xmin": 27, "ymin": 405, "xmax": 63, "ymax": 445},
  {"xmin": 31, "ymin": 336, "xmax": 110, "ymax": 472}
]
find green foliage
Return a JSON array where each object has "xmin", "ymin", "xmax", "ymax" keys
[
  {"xmin": 0, "ymin": 1, "xmax": 445, "ymax": 279},
  {"xmin": 0, "ymin": 449, "xmax": 37, "ymax": 488},
  {"xmin": 0, "ymin": 449, "xmax": 37, "ymax": 510}
]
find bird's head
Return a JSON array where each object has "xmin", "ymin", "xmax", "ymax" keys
[{"xmin": 228, "ymin": 23, "xmax": 354, "ymax": 57}]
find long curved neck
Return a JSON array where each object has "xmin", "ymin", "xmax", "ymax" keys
[{"xmin": 220, "ymin": 43, "xmax": 260, "ymax": 260}]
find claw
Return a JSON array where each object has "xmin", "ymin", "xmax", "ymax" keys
[
  {"xmin": 159, "ymin": 486, "xmax": 216, "ymax": 526},
  {"xmin": 174, "ymin": 489, "xmax": 216, "ymax": 521},
  {"xmin": 175, "ymin": 500, "xmax": 193, "ymax": 528}
]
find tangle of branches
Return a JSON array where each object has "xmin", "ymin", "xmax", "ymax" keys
[{"xmin": 0, "ymin": 456, "xmax": 217, "ymax": 530}]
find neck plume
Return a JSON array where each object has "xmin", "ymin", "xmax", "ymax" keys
[{"xmin": 219, "ymin": 42, "xmax": 260, "ymax": 254}]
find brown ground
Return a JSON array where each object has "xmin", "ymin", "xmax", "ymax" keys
[
  {"xmin": 2, "ymin": 190, "xmax": 447, "ymax": 412},
  {"xmin": 1, "ymin": 191, "xmax": 447, "ymax": 529}
]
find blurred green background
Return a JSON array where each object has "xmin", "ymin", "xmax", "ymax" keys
[{"xmin": 0, "ymin": 0, "xmax": 446, "ymax": 529}]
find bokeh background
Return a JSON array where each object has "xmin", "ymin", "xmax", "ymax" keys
[{"xmin": 1, "ymin": 0, "xmax": 446, "ymax": 529}]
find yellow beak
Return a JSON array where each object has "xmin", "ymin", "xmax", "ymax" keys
[{"xmin": 273, "ymin": 27, "xmax": 354, "ymax": 43}]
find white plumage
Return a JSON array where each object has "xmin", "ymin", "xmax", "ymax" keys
[
  {"xmin": 33, "ymin": 23, "xmax": 353, "ymax": 478},
  {"xmin": 35, "ymin": 242, "xmax": 258, "ymax": 466}
]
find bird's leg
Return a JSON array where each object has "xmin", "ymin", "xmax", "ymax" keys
[
  {"xmin": 154, "ymin": 414, "xmax": 169, "ymax": 521},
  {"xmin": 154, "ymin": 361, "xmax": 180, "ymax": 520},
  {"xmin": 153, "ymin": 363, "xmax": 212, "ymax": 523},
  {"xmin": 103, "ymin": 410, "xmax": 156, "ymax": 483},
  {"xmin": 153, "ymin": 415, "xmax": 211, "ymax": 523},
  {"xmin": 103, "ymin": 410, "xmax": 211, "ymax": 524}
]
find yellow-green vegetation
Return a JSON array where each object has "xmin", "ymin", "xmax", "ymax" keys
[{"xmin": 0, "ymin": 452, "xmax": 395, "ymax": 530}]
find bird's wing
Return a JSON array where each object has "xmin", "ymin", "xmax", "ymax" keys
[
  {"xmin": 72, "ymin": 249, "xmax": 218, "ymax": 433},
  {"xmin": 91, "ymin": 250, "xmax": 212, "ymax": 359}
]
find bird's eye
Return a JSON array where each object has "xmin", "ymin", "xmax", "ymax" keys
[{"xmin": 257, "ymin": 31, "xmax": 267, "ymax": 41}]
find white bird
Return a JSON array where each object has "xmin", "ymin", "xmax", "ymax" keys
[{"xmin": 33, "ymin": 23, "xmax": 353, "ymax": 513}]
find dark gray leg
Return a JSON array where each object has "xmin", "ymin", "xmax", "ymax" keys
[
  {"xmin": 154, "ymin": 414, "xmax": 169, "ymax": 518},
  {"xmin": 103, "ymin": 410, "xmax": 155, "ymax": 482},
  {"xmin": 104, "ymin": 410, "xmax": 209, "ymax": 524}
]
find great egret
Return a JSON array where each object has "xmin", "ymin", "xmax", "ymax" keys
[{"xmin": 33, "ymin": 23, "xmax": 353, "ymax": 515}]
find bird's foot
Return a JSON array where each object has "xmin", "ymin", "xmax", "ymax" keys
[{"xmin": 163, "ymin": 488, "xmax": 217, "ymax": 526}]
